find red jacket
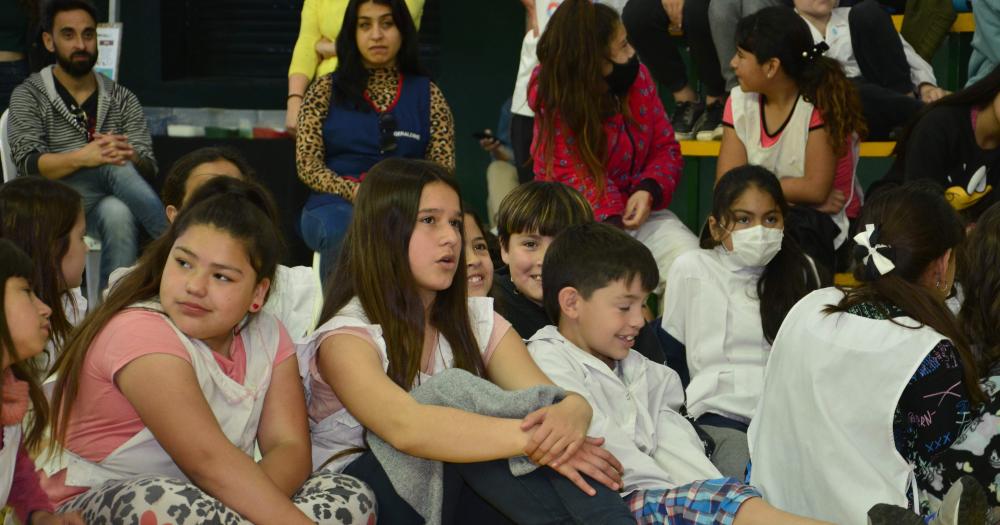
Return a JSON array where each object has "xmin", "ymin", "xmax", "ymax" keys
[{"xmin": 529, "ymin": 64, "xmax": 683, "ymax": 222}]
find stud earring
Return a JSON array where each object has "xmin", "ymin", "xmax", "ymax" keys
[{"xmin": 251, "ymin": 303, "xmax": 260, "ymax": 311}]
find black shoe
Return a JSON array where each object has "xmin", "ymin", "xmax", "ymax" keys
[
  {"xmin": 932, "ymin": 475, "xmax": 988, "ymax": 525},
  {"xmin": 671, "ymin": 101, "xmax": 703, "ymax": 141},
  {"xmin": 694, "ymin": 99, "xmax": 724, "ymax": 141},
  {"xmin": 867, "ymin": 504, "xmax": 924, "ymax": 525}
]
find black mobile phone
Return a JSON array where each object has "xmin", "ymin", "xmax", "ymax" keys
[{"xmin": 472, "ymin": 130, "xmax": 496, "ymax": 141}]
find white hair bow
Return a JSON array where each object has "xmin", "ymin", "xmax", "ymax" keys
[{"xmin": 852, "ymin": 223, "xmax": 895, "ymax": 277}]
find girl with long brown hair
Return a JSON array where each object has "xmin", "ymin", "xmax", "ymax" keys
[
  {"xmin": 717, "ymin": 5, "xmax": 867, "ymax": 278},
  {"xmin": 41, "ymin": 180, "xmax": 373, "ymax": 524},
  {"xmin": 748, "ymin": 184, "xmax": 987, "ymax": 524},
  {"xmin": 529, "ymin": 0, "xmax": 699, "ymax": 295},
  {"xmin": 299, "ymin": 157, "xmax": 635, "ymax": 523},
  {"xmin": 0, "ymin": 239, "xmax": 84, "ymax": 525},
  {"xmin": 0, "ymin": 177, "xmax": 87, "ymax": 375}
]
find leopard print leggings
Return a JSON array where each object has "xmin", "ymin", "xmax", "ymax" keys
[{"xmin": 59, "ymin": 471, "xmax": 376, "ymax": 525}]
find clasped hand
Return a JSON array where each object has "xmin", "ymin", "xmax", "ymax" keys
[{"xmin": 520, "ymin": 394, "xmax": 624, "ymax": 496}]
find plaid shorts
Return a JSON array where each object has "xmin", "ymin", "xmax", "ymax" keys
[{"xmin": 626, "ymin": 477, "xmax": 762, "ymax": 525}]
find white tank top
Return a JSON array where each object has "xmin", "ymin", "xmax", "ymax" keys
[{"xmin": 730, "ymin": 87, "xmax": 851, "ymax": 247}]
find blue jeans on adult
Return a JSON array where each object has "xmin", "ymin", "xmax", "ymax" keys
[
  {"xmin": 300, "ymin": 192, "xmax": 353, "ymax": 284},
  {"xmin": 62, "ymin": 162, "xmax": 168, "ymax": 290}
]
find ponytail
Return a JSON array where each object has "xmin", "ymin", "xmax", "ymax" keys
[
  {"xmin": 736, "ymin": 6, "xmax": 866, "ymax": 156},
  {"xmin": 800, "ymin": 56, "xmax": 867, "ymax": 156},
  {"xmin": 825, "ymin": 184, "xmax": 985, "ymax": 404}
]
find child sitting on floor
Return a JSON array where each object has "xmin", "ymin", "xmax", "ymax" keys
[{"xmin": 526, "ymin": 222, "xmax": 831, "ymax": 524}]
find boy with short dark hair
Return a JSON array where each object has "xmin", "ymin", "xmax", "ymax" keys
[
  {"xmin": 527, "ymin": 223, "xmax": 830, "ymax": 524},
  {"xmin": 492, "ymin": 181, "xmax": 594, "ymax": 338}
]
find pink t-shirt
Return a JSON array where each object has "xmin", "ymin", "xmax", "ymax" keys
[
  {"xmin": 723, "ymin": 97, "xmax": 861, "ymax": 217},
  {"xmin": 41, "ymin": 309, "xmax": 296, "ymax": 507},
  {"xmin": 306, "ymin": 313, "xmax": 512, "ymax": 422}
]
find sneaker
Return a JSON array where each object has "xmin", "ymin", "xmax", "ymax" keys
[
  {"xmin": 867, "ymin": 504, "xmax": 924, "ymax": 525},
  {"xmin": 931, "ymin": 475, "xmax": 988, "ymax": 525},
  {"xmin": 671, "ymin": 101, "xmax": 703, "ymax": 141},
  {"xmin": 694, "ymin": 99, "xmax": 724, "ymax": 141}
]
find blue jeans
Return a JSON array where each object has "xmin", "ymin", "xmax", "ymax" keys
[
  {"xmin": 62, "ymin": 163, "xmax": 168, "ymax": 289},
  {"xmin": 300, "ymin": 193, "xmax": 353, "ymax": 284}
]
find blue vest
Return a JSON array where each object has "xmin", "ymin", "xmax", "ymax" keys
[{"xmin": 322, "ymin": 73, "xmax": 431, "ymax": 179}]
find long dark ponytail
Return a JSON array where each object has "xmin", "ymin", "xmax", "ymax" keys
[
  {"xmin": 736, "ymin": 6, "xmax": 867, "ymax": 155},
  {"xmin": 826, "ymin": 183, "xmax": 984, "ymax": 403}
]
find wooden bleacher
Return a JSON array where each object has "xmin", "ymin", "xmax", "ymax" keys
[
  {"xmin": 680, "ymin": 140, "xmax": 897, "ymax": 157},
  {"xmin": 891, "ymin": 12, "xmax": 975, "ymax": 33}
]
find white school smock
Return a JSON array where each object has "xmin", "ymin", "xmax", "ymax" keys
[
  {"xmin": 296, "ymin": 296, "xmax": 497, "ymax": 473},
  {"xmin": 801, "ymin": 8, "xmax": 936, "ymax": 89},
  {"xmin": 748, "ymin": 288, "xmax": 942, "ymax": 525},
  {"xmin": 729, "ymin": 87, "xmax": 850, "ymax": 246},
  {"xmin": 42, "ymin": 300, "xmax": 279, "ymax": 488},
  {"xmin": 510, "ymin": 0, "xmax": 628, "ymax": 117},
  {"xmin": 0, "ymin": 424, "xmax": 20, "ymax": 506},
  {"xmin": 527, "ymin": 326, "xmax": 721, "ymax": 494},
  {"xmin": 662, "ymin": 247, "xmax": 768, "ymax": 423}
]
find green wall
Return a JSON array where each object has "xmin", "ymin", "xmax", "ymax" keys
[{"xmin": 436, "ymin": 0, "xmax": 525, "ymax": 219}]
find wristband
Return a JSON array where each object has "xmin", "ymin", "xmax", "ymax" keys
[{"xmin": 287, "ymin": 93, "xmax": 304, "ymax": 100}]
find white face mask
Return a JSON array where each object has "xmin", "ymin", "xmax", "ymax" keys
[{"xmin": 725, "ymin": 225, "xmax": 784, "ymax": 268}]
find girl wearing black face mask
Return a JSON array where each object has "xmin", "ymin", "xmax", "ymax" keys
[{"xmin": 529, "ymin": 0, "xmax": 699, "ymax": 301}]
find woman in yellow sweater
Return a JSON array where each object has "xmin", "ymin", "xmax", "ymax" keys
[{"xmin": 286, "ymin": 0, "xmax": 424, "ymax": 135}]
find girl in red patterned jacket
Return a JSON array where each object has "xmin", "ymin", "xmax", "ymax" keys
[{"xmin": 529, "ymin": 0, "xmax": 699, "ymax": 295}]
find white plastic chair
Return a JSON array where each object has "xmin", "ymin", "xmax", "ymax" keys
[{"xmin": 1, "ymin": 109, "xmax": 103, "ymax": 307}]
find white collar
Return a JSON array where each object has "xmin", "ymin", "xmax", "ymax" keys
[{"xmin": 530, "ymin": 325, "xmax": 640, "ymax": 382}]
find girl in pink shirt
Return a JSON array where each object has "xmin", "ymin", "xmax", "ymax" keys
[
  {"xmin": 43, "ymin": 180, "xmax": 372, "ymax": 524},
  {"xmin": 0, "ymin": 239, "xmax": 83, "ymax": 525}
]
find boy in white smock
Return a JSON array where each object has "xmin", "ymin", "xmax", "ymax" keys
[{"xmin": 527, "ymin": 222, "xmax": 833, "ymax": 525}]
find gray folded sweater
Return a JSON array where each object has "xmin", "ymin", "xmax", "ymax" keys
[{"xmin": 368, "ymin": 368, "xmax": 566, "ymax": 524}]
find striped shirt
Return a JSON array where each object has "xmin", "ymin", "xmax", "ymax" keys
[{"xmin": 6, "ymin": 66, "xmax": 155, "ymax": 177}]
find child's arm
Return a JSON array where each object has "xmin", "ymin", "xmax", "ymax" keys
[
  {"xmin": 318, "ymin": 333, "xmax": 533, "ymax": 461},
  {"xmin": 255, "ymin": 356, "xmax": 312, "ymax": 496},
  {"xmin": 779, "ymin": 126, "xmax": 836, "ymax": 205},
  {"xmin": 716, "ymin": 126, "xmax": 749, "ymax": 183},
  {"xmin": 486, "ymin": 329, "xmax": 592, "ymax": 466},
  {"xmin": 116, "ymin": 354, "xmax": 316, "ymax": 525}
]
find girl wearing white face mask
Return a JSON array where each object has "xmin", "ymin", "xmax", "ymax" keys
[{"xmin": 662, "ymin": 165, "xmax": 820, "ymax": 479}]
